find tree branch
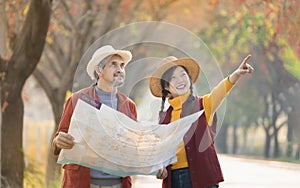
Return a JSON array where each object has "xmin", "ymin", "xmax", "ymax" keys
[
  {"xmin": 33, "ymin": 67, "xmax": 53, "ymax": 100},
  {"xmin": 48, "ymin": 34, "xmax": 66, "ymax": 64},
  {"xmin": 98, "ymin": 0, "xmax": 122, "ymax": 35},
  {"xmin": 277, "ymin": 119, "xmax": 287, "ymax": 130},
  {"xmin": 58, "ymin": 0, "xmax": 77, "ymax": 36},
  {"xmin": 43, "ymin": 51, "xmax": 62, "ymax": 80},
  {"xmin": 9, "ymin": 0, "xmax": 52, "ymax": 82}
]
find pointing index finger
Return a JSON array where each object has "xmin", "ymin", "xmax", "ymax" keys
[{"xmin": 242, "ymin": 54, "xmax": 252, "ymax": 66}]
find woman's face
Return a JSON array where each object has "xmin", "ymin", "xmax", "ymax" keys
[{"xmin": 164, "ymin": 66, "xmax": 191, "ymax": 98}]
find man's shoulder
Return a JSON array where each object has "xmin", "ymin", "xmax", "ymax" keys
[
  {"xmin": 77, "ymin": 85, "xmax": 93, "ymax": 93},
  {"xmin": 117, "ymin": 92, "xmax": 135, "ymax": 105},
  {"xmin": 70, "ymin": 85, "xmax": 94, "ymax": 100}
]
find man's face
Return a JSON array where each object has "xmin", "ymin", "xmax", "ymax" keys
[{"xmin": 99, "ymin": 55, "xmax": 126, "ymax": 87}]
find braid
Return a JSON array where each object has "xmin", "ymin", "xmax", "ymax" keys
[
  {"xmin": 190, "ymin": 81, "xmax": 193, "ymax": 95},
  {"xmin": 189, "ymin": 76, "xmax": 195, "ymax": 101},
  {"xmin": 160, "ymin": 89, "xmax": 169, "ymax": 112}
]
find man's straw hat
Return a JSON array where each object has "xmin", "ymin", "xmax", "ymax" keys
[{"xmin": 87, "ymin": 45, "xmax": 132, "ymax": 80}]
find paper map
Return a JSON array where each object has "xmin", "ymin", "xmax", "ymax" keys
[{"xmin": 57, "ymin": 94, "xmax": 203, "ymax": 176}]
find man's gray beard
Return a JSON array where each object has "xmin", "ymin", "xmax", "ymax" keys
[{"xmin": 112, "ymin": 79, "xmax": 124, "ymax": 87}]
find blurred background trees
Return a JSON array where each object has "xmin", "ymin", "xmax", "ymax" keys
[
  {"xmin": 197, "ymin": 0, "xmax": 300, "ymax": 159},
  {"xmin": 1, "ymin": 0, "xmax": 300, "ymax": 187}
]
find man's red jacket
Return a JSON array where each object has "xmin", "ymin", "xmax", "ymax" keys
[{"xmin": 53, "ymin": 85, "xmax": 137, "ymax": 188}]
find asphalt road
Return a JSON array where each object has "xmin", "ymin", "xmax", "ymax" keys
[{"xmin": 132, "ymin": 154, "xmax": 300, "ymax": 188}]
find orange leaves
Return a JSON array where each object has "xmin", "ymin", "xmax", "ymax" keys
[{"xmin": 208, "ymin": 0, "xmax": 220, "ymax": 7}]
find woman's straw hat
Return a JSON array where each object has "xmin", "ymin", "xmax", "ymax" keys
[{"xmin": 150, "ymin": 56, "xmax": 200, "ymax": 97}]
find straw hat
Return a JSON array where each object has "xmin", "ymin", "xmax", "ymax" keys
[
  {"xmin": 86, "ymin": 45, "xmax": 132, "ymax": 80},
  {"xmin": 150, "ymin": 56, "xmax": 200, "ymax": 97}
]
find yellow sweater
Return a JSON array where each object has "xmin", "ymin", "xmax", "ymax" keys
[{"xmin": 169, "ymin": 77, "xmax": 234, "ymax": 170}]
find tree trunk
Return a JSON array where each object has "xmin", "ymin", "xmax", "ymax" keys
[
  {"xmin": 0, "ymin": 2, "xmax": 7, "ymax": 57},
  {"xmin": 241, "ymin": 128, "xmax": 248, "ymax": 154},
  {"xmin": 0, "ymin": 0, "xmax": 51, "ymax": 187},
  {"xmin": 286, "ymin": 112, "xmax": 293, "ymax": 157},
  {"xmin": 296, "ymin": 145, "xmax": 300, "ymax": 160},
  {"xmin": 264, "ymin": 131, "xmax": 272, "ymax": 158},
  {"xmin": 215, "ymin": 122, "xmax": 228, "ymax": 153},
  {"xmin": 33, "ymin": 69, "xmax": 66, "ymax": 186},
  {"xmin": 273, "ymin": 129, "xmax": 280, "ymax": 158},
  {"xmin": 45, "ymin": 96, "xmax": 65, "ymax": 187},
  {"xmin": 1, "ymin": 90, "xmax": 24, "ymax": 187},
  {"xmin": 232, "ymin": 124, "xmax": 238, "ymax": 154}
]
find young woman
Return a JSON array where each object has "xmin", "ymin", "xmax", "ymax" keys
[{"xmin": 150, "ymin": 55, "xmax": 253, "ymax": 188}]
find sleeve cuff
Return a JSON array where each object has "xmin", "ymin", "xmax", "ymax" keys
[{"xmin": 225, "ymin": 76, "xmax": 235, "ymax": 91}]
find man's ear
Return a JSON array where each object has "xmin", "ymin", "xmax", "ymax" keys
[{"xmin": 95, "ymin": 65, "xmax": 102, "ymax": 75}]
